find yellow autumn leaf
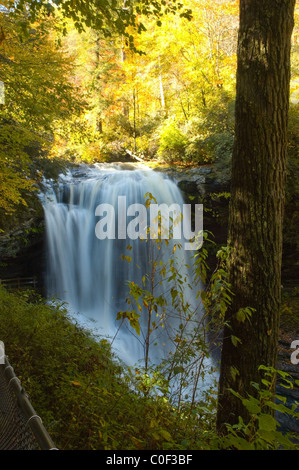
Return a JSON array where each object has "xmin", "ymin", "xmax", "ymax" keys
[{"xmin": 71, "ymin": 381, "xmax": 81, "ymax": 387}]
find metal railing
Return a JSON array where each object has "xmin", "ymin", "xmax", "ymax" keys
[
  {"xmin": 0, "ymin": 355, "xmax": 58, "ymax": 450},
  {"xmin": 0, "ymin": 277, "xmax": 37, "ymax": 290}
]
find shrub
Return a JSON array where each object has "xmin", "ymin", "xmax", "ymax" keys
[{"xmin": 157, "ymin": 118, "xmax": 188, "ymax": 163}]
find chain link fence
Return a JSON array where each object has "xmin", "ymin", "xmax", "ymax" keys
[{"xmin": 0, "ymin": 351, "xmax": 58, "ymax": 450}]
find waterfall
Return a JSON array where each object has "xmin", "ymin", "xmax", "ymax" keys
[{"xmin": 42, "ymin": 163, "xmax": 202, "ymax": 367}]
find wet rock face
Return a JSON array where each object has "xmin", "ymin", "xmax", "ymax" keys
[
  {"xmin": 0, "ymin": 221, "xmax": 45, "ymax": 280},
  {"xmin": 172, "ymin": 164, "xmax": 299, "ymax": 285},
  {"xmin": 172, "ymin": 166, "xmax": 230, "ymax": 275},
  {"xmin": 0, "ymin": 196, "xmax": 45, "ymax": 285},
  {"xmin": 156, "ymin": 165, "xmax": 213, "ymax": 198}
]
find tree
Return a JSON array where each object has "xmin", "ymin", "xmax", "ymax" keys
[
  {"xmin": 0, "ymin": 9, "xmax": 84, "ymax": 214},
  {"xmin": 216, "ymin": 0, "xmax": 296, "ymax": 432},
  {"xmin": 10, "ymin": 0, "xmax": 192, "ymax": 50}
]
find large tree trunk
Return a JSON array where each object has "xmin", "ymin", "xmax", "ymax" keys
[{"xmin": 216, "ymin": 0, "xmax": 295, "ymax": 431}]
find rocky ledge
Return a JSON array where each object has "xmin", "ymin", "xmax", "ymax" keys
[{"xmin": 0, "ymin": 197, "xmax": 45, "ymax": 286}]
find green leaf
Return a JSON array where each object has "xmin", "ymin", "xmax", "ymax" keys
[
  {"xmin": 236, "ymin": 307, "xmax": 253, "ymax": 323},
  {"xmin": 231, "ymin": 335, "xmax": 242, "ymax": 347},
  {"xmin": 241, "ymin": 398, "xmax": 261, "ymax": 414},
  {"xmin": 159, "ymin": 429, "xmax": 172, "ymax": 442},
  {"xmin": 230, "ymin": 366, "xmax": 240, "ymax": 381},
  {"xmin": 225, "ymin": 435, "xmax": 254, "ymax": 450},
  {"xmin": 258, "ymin": 413, "xmax": 277, "ymax": 432}
]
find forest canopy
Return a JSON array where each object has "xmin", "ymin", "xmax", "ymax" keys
[
  {"xmin": 0, "ymin": 0, "xmax": 298, "ymax": 452},
  {"xmin": 0, "ymin": 0, "xmax": 298, "ymax": 216}
]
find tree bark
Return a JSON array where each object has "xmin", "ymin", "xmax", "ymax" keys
[{"xmin": 216, "ymin": 0, "xmax": 295, "ymax": 431}]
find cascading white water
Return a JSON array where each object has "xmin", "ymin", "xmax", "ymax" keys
[{"xmin": 42, "ymin": 163, "xmax": 202, "ymax": 367}]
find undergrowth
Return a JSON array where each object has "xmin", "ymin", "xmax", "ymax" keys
[
  {"xmin": 0, "ymin": 286, "xmax": 298, "ymax": 450},
  {"xmin": 0, "ymin": 287, "xmax": 217, "ymax": 450}
]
